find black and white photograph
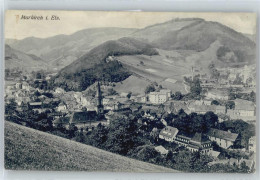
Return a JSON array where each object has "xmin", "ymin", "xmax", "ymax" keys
[{"xmin": 4, "ymin": 10, "xmax": 257, "ymax": 173}]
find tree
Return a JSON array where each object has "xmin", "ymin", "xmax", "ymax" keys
[
  {"xmin": 34, "ymin": 90, "xmax": 41, "ymax": 97},
  {"xmin": 249, "ymin": 91, "xmax": 256, "ymax": 102},
  {"xmin": 173, "ymin": 109, "xmax": 190, "ymax": 133},
  {"xmin": 5, "ymin": 98, "xmax": 17, "ymax": 115},
  {"xmin": 166, "ymin": 150, "xmax": 174, "ymax": 161},
  {"xmin": 204, "ymin": 111, "xmax": 218, "ymax": 130},
  {"xmin": 106, "ymin": 116, "xmax": 140, "ymax": 155},
  {"xmin": 233, "ymin": 74, "xmax": 243, "ymax": 85},
  {"xmin": 87, "ymin": 123, "xmax": 108, "ymax": 148},
  {"xmin": 74, "ymin": 128, "xmax": 86, "ymax": 143},
  {"xmin": 145, "ymin": 84, "xmax": 155, "ymax": 94},
  {"xmin": 208, "ymin": 62, "xmax": 220, "ymax": 80},
  {"xmin": 190, "ymin": 78, "xmax": 202, "ymax": 99},
  {"xmin": 68, "ymin": 124, "xmax": 78, "ymax": 138},
  {"xmin": 189, "ymin": 113, "xmax": 206, "ymax": 133},
  {"xmin": 225, "ymin": 101, "xmax": 235, "ymax": 110},
  {"xmin": 239, "ymin": 161, "xmax": 250, "ymax": 173},
  {"xmin": 107, "ymin": 88, "xmax": 117, "ymax": 95},
  {"xmin": 131, "ymin": 145, "xmax": 160, "ymax": 162},
  {"xmin": 173, "ymin": 91, "xmax": 183, "ymax": 100},
  {"xmin": 127, "ymin": 91, "xmax": 132, "ymax": 99},
  {"xmin": 211, "ymin": 100, "xmax": 220, "ymax": 105},
  {"xmin": 36, "ymin": 72, "xmax": 42, "ymax": 79}
]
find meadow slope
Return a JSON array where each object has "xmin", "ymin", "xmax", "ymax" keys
[{"xmin": 4, "ymin": 121, "xmax": 178, "ymax": 172}]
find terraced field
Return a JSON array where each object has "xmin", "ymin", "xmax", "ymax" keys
[{"xmin": 4, "ymin": 121, "xmax": 178, "ymax": 172}]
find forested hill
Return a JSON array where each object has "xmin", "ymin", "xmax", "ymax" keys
[{"xmin": 51, "ymin": 37, "xmax": 159, "ymax": 91}]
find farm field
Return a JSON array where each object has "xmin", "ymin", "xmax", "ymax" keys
[{"xmin": 4, "ymin": 121, "xmax": 178, "ymax": 172}]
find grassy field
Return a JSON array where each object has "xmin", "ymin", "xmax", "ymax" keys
[{"xmin": 4, "ymin": 121, "xmax": 178, "ymax": 172}]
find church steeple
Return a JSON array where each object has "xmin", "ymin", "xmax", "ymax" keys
[{"xmin": 96, "ymin": 81, "xmax": 104, "ymax": 115}]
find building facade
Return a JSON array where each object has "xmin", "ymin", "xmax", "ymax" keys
[
  {"xmin": 149, "ymin": 89, "xmax": 171, "ymax": 104},
  {"xmin": 206, "ymin": 128, "xmax": 238, "ymax": 149},
  {"xmin": 159, "ymin": 126, "xmax": 179, "ymax": 142}
]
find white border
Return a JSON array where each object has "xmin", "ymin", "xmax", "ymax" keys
[{"xmin": 1, "ymin": 0, "xmax": 260, "ymax": 180}]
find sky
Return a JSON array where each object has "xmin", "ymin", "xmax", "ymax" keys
[{"xmin": 5, "ymin": 10, "xmax": 257, "ymax": 40}]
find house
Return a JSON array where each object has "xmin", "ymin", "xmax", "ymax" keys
[
  {"xmin": 55, "ymin": 111, "xmax": 107, "ymax": 129},
  {"xmin": 164, "ymin": 100, "xmax": 190, "ymax": 114},
  {"xmin": 149, "ymin": 89, "xmax": 171, "ymax": 104},
  {"xmin": 206, "ymin": 90, "xmax": 229, "ymax": 100},
  {"xmin": 174, "ymin": 132, "xmax": 213, "ymax": 154},
  {"xmin": 193, "ymin": 100, "xmax": 212, "ymax": 106},
  {"xmin": 53, "ymin": 116, "xmax": 70, "ymax": 128},
  {"xmin": 159, "ymin": 89, "xmax": 172, "ymax": 98},
  {"xmin": 206, "ymin": 128, "xmax": 239, "ymax": 149},
  {"xmin": 248, "ymin": 136, "xmax": 256, "ymax": 153},
  {"xmin": 16, "ymin": 97, "xmax": 30, "ymax": 106},
  {"xmin": 208, "ymin": 150, "xmax": 221, "ymax": 159},
  {"xmin": 81, "ymin": 96, "xmax": 92, "ymax": 106},
  {"xmin": 29, "ymin": 102, "xmax": 42, "ymax": 109},
  {"xmin": 57, "ymin": 102, "xmax": 68, "ymax": 112},
  {"xmin": 226, "ymin": 100, "xmax": 256, "ymax": 122},
  {"xmin": 227, "ymin": 109, "xmax": 256, "ymax": 120},
  {"xmin": 73, "ymin": 92, "xmax": 83, "ymax": 103},
  {"xmin": 155, "ymin": 145, "xmax": 169, "ymax": 155},
  {"xmin": 215, "ymin": 106, "xmax": 226, "ymax": 114},
  {"xmin": 135, "ymin": 95, "xmax": 147, "ymax": 103},
  {"xmin": 189, "ymin": 105, "xmax": 226, "ymax": 114},
  {"xmin": 15, "ymin": 82, "xmax": 22, "ymax": 89},
  {"xmin": 159, "ymin": 126, "xmax": 179, "ymax": 142},
  {"xmin": 55, "ymin": 88, "xmax": 65, "ymax": 94},
  {"xmin": 21, "ymin": 82, "xmax": 30, "ymax": 91},
  {"xmin": 120, "ymin": 92, "xmax": 128, "ymax": 98}
]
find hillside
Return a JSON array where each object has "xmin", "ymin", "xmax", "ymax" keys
[
  {"xmin": 6, "ymin": 28, "xmax": 136, "ymax": 70},
  {"xmin": 6, "ymin": 18, "xmax": 256, "ymax": 72},
  {"xmin": 132, "ymin": 18, "xmax": 256, "ymax": 65},
  {"xmin": 52, "ymin": 37, "xmax": 158, "ymax": 91},
  {"xmin": 5, "ymin": 45, "xmax": 48, "ymax": 71},
  {"xmin": 5, "ymin": 121, "xmax": 178, "ymax": 172}
]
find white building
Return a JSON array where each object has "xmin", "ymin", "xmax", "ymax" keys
[
  {"xmin": 159, "ymin": 126, "xmax": 179, "ymax": 142},
  {"xmin": 15, "ymin": 82, "xmax": 22, "ymax": 89},
  {"xmin": 206, "ymin": 90, "xmax": 229, "ymax": 101},
  {"xmin": 248, "ymin": 136, "xmax": 256, "ymax": 153},
  {"xmin": 55, "ymin": 88, "xmax": 65, "ymax": 94},
  {"xmin": 57, "ymin": 102, "xmax": 68, "ymax": 112},
  {"xmin": 149, "ymin": 89, "xmax": 171, "ymax": 104},
  {"xmin": 21, "ymin": 82, "xmax": 30, "ymax": 91}
]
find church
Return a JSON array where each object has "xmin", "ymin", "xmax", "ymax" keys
[{"xmin": 53, "ymin": 81, "xmax": 108, "ymax": 130}]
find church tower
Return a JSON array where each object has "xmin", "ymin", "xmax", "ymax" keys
[{"xmin": 96, "ymin": 81, "xmax": 104, "ymax": 115}]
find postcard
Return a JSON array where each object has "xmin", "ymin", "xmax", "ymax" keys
[{"xmin": 4, "ymin": 10, "xmax": 257, "ymax": 172}]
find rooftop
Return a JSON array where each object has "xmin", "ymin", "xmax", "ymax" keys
[
  {"xmin": 207, "ymin": 128, "xmax": 238, "ymax": 142},
  {"xmin": 70, "ymin": 111, "xmax": 98, "ymax": 124},
  {"xmin": 159, "ymin": 126, "xmax": 179, "ymax": 139}
]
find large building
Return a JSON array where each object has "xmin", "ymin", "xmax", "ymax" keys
[
  {"xmin": 205, "ymin": 90, "xmax": 229, "ymax": 101},
  {"xmin": 174, "ymin": 132, "xmax": 213, "ymax": 154},
  {"xmin": 206, "ymin": 128, "xmax": 239, "ymax": 149},
  {"xmin": 149, "ymin": 89, "xmax": 171, "ymax": 104},
  {"xmin": 188, "ymin": 105, "xmax": 226, "ymax": 114},
  {"xmin": 159, "ymin": 126, "xmax": 179, "ymax": 142}
]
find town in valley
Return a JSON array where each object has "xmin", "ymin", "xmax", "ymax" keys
[{"xmin": 4, "ymin": 11, "xmax": 257, "ymax": 173}]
